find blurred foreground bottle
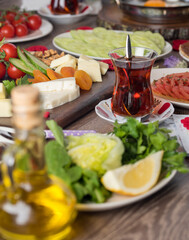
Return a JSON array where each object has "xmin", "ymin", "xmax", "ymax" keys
[
  {"xmin": 0, "ymin": 86, "xmax": 76, "ymax": 240},
  {"xmin": 50, "ymin": 0, "xmax": 79, "ymax": 14}
]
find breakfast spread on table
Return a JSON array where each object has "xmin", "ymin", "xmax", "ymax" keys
[
  {"xmin": 0, "ymin": 25, "xmax": 171, "ymax": 119},
  {"xmin": 0, "ymin": 2, "xmax": 189, "ymax": 240},
  {"xmin": 0, "ymin": 39, "xmax": 109, "ymax": 113},
  {"xmin": 0, "ymin": 5, "xmax": 188, "ymax": 208}
]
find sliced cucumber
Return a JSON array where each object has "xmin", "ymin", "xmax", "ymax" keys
[
  {"xmin": 9, "ymin": 58, "xmax": 34, "ymax": 76},
  {"xmin": 23, "ymin": 49, "xmax": 49, "ymax": 75},
  {"xmin": 17, "ymin": 46, "xmax": 36, "ymax": 72}
]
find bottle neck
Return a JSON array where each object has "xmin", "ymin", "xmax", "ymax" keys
[{"xmin": 14, "ymin": 124, "xmax": 46, "ymax": 172}]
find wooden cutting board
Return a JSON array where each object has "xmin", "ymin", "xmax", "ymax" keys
[{"xmin": 0, "ymin": 71, "xmax": 115, "ymax": 128}]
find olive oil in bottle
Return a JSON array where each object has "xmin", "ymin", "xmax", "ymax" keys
[{"xmin": 0, "ymin": 86, "xmax": 77, "ymax": 240}]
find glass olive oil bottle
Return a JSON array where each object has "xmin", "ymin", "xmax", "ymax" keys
[{"xmin": 0, "ymin": 86, "xmax": 76, "ymax": 240}]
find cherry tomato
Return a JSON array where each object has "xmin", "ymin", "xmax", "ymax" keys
[
  {"xmin": 0, "ymin": 32, "xmax": 4, "ymax": 41},
  {"xmin": 0, "ymin": 62, "xmax": 6, "ymax": 79},
  {"xmin": 7, "ymin": 63, "xmax": 25, "ymax": 79},
  {"xmin": 5, "ymin": 12, "xmax": 17, "ymax": 22},
  {"xmin": 23, "ymin": 12, "xmax": 30, "ymax": 17},
  {"xmin": 0, "ymin": 24, "xmax": 15, "ymax": 38},
  {"xmin": 27, "ymin": 14, "xmax": 42, "ymax": 30},
  {"xmin": 15, "ymin": 23, "xmax": 28, "ymax": 37},
  {"xmin": 0, "ymin": 19, "xmax": 10, "ymax": 27},
  {"xmin": 0, "ymin": 43, "xmax": 17, "ymax": 61},
  {"xmin": 12, "ymin": 15, "xmax": 27, "ymax": 27}
]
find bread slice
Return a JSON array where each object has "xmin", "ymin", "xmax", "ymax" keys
[{"xmin": 179, "ymin": 41, "xmax": 189, "ymax": 59}]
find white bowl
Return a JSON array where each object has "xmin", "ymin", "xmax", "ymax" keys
[{"xmin": 37, "ymin": 4, "xmax": 92, "ymax": 25}]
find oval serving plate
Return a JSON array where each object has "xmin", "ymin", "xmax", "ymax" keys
[
  {"xmin": 76, "ymin": 170, "xmax": 177, "ymax": 211},
  {"xmin": 53, "ymin": 30, "xmax": 172, "ymax": 60},
  {"xmin": 5, "ymin": 19, "xmax": 53, "ymax": 43}
]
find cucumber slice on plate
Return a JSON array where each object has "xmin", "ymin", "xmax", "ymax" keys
[
  {"xmin": 17, "ymin": 46, "xmax": 36, "ymax": 72},
  {"xmin": 23, "ymin": 49, "xmax": 49, "ymax": 75},
  {"xmin": 9, "ymin": 58, "xmax": 34, "ymax": 76}
]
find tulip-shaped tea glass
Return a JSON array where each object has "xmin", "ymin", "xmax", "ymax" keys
[{"xmin": 109, "ymin": 47, "xmax": 158, "ymax": 117}]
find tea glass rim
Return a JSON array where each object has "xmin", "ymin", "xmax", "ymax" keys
[{"xmin": 108, "ymin": 46, "xmax": 158, "ymax": 63}]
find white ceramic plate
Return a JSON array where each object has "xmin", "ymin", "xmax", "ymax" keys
[
  {"xmin": 151, "ymin": 68, "xmax": 189, "ymax": 109},
  {"xmin": 37, "ymin": 5, "xmax": 92, "ymax": 25},
  {"xmin": 5, "ymin": 19, "xmax": 53, "ymax": 43},
  {"xmin": 76, "ymin": 170, "xmax": 177, "ymax": 211},
  {"xmin": 95, "ymin": 97, "xmax": 174, "ymax": 124},
  {"xmin": 52, "ymin": 30, "xmax": 172, "ymax": 60},
  {"xmin": 179, "ymin": 50, "xmax": 189, "ymax": 62}
]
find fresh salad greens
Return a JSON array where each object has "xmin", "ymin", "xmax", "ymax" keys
[
  {"xmin": 45, "ymin": 118, "xmax": 188, "ymax": 204},
  {"xmin": 54, "ymin": 27, "xmax": 165, "ymax": 58},
  {"xmin": 112, "ymin": 118, "xmax": 189, "ymax": 175},
  {"xmin": 45, "ymin": 120, "xmax": 111, "ymax": 203},
  {"xmin": 66, "ymin": 133, "xmax": 124, "ymax": 175}
]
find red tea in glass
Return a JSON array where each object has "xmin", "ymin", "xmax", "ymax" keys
[
  {"xmin": 109, "ymin": 47, "xmax": 157, "ymax": 117},
  {"xmin": 50, "ymin": 0, "xmax": 79, "ymax": 14}
]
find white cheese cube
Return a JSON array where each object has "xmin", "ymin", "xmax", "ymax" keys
[
  {"xmin": 78, "ymin": 57, "xmax": 102, "ymax": 82},
  {"xmin": 33, "ymin": 78, "xmax": 76, "ymax": 92},
  {"xmin": 55, "ymin": 59, "xmax": 77, "ymax": 74},
  {"xmin": 50, "ymin": 54, "xmax": 77, "ymax": 69},
  {"xmin": 99, "ymin": 61, "xmax": 109, "ymax": 75},
  {"xmin": 62, "ymin": 78, "xmax": 76, "ymax": 89},
  {"xmin": 0, "ymin": 99, "xmax": 12, "ymax": 117},
  {"xmin": 79, "ymin": 54, "xmax": 108, "ymax": 75},
  {"xmin": 0, "ymin": 83, "xmax": 6, "ymax": 99},
  {"xmin": 41, "ymin": 85, "xmax": 80, "ymax": 109},
  {"xmin": 33, "ymin": 80, "xmax": 65, "ymax": 92},
  {"xmin": 79, "ymin": 55, "xmax": 91, "ymax": 61}
]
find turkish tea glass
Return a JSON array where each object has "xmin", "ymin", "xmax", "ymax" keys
[{"xmin": 109, "ymin": 47, "xmax": 158, "ymax": 117}]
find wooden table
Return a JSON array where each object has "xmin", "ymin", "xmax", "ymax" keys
[{"xmin": 1, "ymin": 14, "xmax": 189, "ymax": 240}]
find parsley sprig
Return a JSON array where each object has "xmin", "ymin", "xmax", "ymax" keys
[{"xmin": 112, "ymin": 118, "xmax": 189, "ymax": 176}]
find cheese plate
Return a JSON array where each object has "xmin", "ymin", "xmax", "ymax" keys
[{"xmin": 0, "ymin": 71, "xmax": 115, "ymax": 128}]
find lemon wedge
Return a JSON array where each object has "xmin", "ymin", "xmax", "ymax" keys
[{"xmin": 101, "ymin": 151, "xmax": 164, "ymax": 196}]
